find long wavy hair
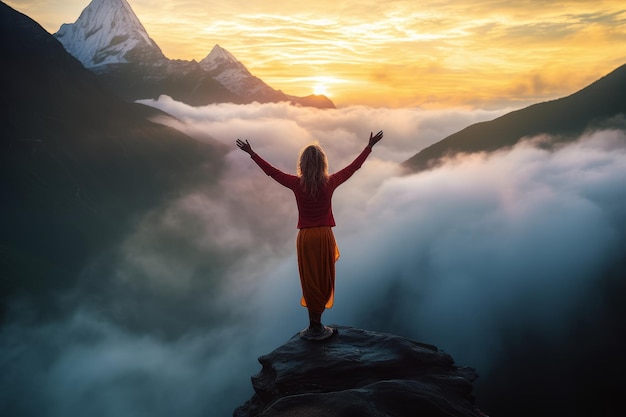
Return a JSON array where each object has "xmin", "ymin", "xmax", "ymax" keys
[{"xmin": 297, "ymin": 143, "xmax": 329, "ymax": 199}]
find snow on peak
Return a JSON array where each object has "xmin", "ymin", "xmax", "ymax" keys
[
  {"xmin": 199, "ymin": 44, "xmax": 245, "ymax": 72},
  {"xmin": 54, "ymin": 0, "xmax": 164, "ymax": 68},
  {"xmin": 198, "ymin": 44, "xmax": 273, "ymax": 97}
]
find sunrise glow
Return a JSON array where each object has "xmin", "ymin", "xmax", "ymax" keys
[
  {"xmin": 313, "ymin": 84, "xmax": 328, "ymax": 96},
  {"xmin": 9, "ymin": 0, "xmax": 626, "ymax": 108}
]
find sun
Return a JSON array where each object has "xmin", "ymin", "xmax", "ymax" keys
[{"xmin": 313, "ymin": 83, "xmax": 329, "ymax": 96}]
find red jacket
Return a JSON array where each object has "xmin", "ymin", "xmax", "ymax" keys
[{"xmin": 251, "ymin": 147, "xmax": 372, "ymax": 228}]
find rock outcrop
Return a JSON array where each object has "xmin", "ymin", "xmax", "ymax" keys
[{"xmin": 234, "ymin": 326, "xmax": 485, "ymax": 417}]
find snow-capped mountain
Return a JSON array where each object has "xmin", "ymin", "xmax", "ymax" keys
[
  {"xmin": 53, "ymin": 0, "xmax": 334, "ymax": 108},
  {"xmin": 55, "ymin": 0, "xmax": 165, "ymax": 68},
  {"xmin": 199, "ymin": 44, "xmax": 246, "ymax": 75},
  {"xmin": 200, "ymin": 44, "xmax": 285, "ymax": 102}
]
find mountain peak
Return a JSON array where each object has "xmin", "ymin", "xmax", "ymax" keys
[
  {"xmin": 54, "ymin": 0, "xmax": 165, "ymax": 68},
  {"xmin": 210, "ymin": 44, "xmax": 238, "ymax": 62},
  {"xmin": 199, "ymin": 44, "xmax": 246, "ymax": 73},
  {"xmin": 50, "ymin": 1, "xmax": 334, "ymax": 108},
  {"xmin": 198, "ymin": 44, "xmax": 284, "ymax": 99}
]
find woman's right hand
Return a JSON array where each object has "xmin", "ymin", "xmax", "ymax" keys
[{"xmin": 236, "ymin": 138, "xmax": 254, "ymax": 155}]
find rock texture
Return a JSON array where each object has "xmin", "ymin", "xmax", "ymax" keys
[
  {"xmin": 55, "ymin": 0, "xmax": 165, "ymax": 67},
  {"xmin": 234, "ymin": 326, "xmax": 485, "ymax": 417}
]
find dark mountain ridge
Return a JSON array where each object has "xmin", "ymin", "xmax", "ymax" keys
[
  {"xmin": 0, "ymin": 1, "xmax": 224, "ymax": 318},
  {"xmin": 91, "ymin": 59, "xmax": 241, "ymax": 106},
  {"xmin": 404, "ymin": 63, "xmax": 626, "ymax": 171}
]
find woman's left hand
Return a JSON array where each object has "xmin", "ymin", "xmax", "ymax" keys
[{"xmin": 368, "ymin": 130, "xmax": 384, "ymax": 148}]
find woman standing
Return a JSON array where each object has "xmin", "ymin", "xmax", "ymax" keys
[{"xmin": 236, "ymin": 131, "xmax": 383, "ymax": 340}]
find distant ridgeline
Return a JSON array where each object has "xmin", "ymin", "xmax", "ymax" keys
[
  {"xmin": 53, "ymin": 0, "xmax": 334, "ymax": 108},
  {"xmin": 404, "ymin": 63, "xmax": 626, "ymax": 172}
]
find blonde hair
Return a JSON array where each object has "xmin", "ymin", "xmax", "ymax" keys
[{"xmin": 297, "ymin": 143, "xmax": 329, "ymax": 199}]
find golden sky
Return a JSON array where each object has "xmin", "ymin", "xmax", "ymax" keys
[{"xmin": 7, "ymin": 0, "xmax": 626, "ymax": 108}]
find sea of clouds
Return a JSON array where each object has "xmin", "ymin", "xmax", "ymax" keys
[{"xmin": 1, "ymin": 98, "xmax": 625, "ymax": 416}]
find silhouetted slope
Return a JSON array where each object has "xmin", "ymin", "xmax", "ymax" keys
[
  {"xmin": 0, "ymin": 2, "xmax": 224, "ymax": 318},
  {"xmin": 405, "ymin": 63, "xmax": 626, "ymax": 171}
]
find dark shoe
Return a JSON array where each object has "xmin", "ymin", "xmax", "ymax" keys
[{"xmin": 299, "ymin": 325, "xmax": 334, "ymax": 340}]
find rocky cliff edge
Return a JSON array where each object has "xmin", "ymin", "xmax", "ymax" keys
[{"xmin": 234, "ymin": 326, "xmax": 486, "ymax": 417}]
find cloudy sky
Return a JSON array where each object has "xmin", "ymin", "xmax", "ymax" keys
[{"xmin": 7, "ymin": 0, "xmax": 626, "ymax": 107}]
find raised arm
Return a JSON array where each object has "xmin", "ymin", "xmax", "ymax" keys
[
  {"xmin": 236, "ymin": 138, "xmax": 298, "ymax": 188},
  {"xmin": 330, "ymin": 130, "xmax": 384, "ymax": 186}
]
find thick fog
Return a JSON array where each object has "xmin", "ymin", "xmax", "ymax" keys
[{"xmin": 2, "ymin": 99, "xmax": 625, "ymax": 416}]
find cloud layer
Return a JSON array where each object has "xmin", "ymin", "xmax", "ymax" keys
[{"xmin": 2, "ymin": 99, "xmax": 625, "ymax": 416}]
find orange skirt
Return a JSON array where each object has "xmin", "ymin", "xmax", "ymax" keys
[{"xmin": 296, "ymin": 226, "xmax": 340, "ymax": 314}]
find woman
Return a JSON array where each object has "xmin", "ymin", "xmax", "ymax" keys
[{"xmin": 236, "ymin": 130, "xmax": 383, "ymax": 340}]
